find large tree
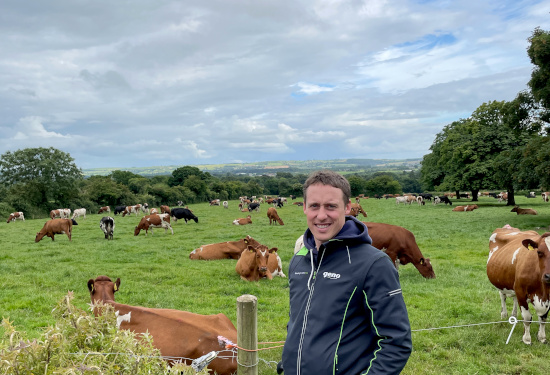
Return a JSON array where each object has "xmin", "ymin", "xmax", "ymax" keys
[
  {"xmin": 0, "ymin": 147, "xmax": 82, "ymax": 210},
  {"xmin": 527, "ymin": 27, "xmax": 550, "ymax": 125}
]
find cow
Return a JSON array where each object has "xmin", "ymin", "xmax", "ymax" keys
[
  {"xmin": 160, "ymin": 205, "xmax": 171, "ymax": 215},
  {"xmin": 50, "ymin": 208, "xmax": 71, "ymax": 219},
  {"xmin": 223, "ymin": 201, "xmax": 229, "ymax": 209},
  {"xmin": 72, "ymin": 208, "xmax": 87, "ymax": 220},
  {"xmin": 248, "ymin": 202, "xmax": 260, "ymax": 212},
  {"xmin": 543, "ymin": 192, "xmax": 550, "ymax": 202},
  {"xmin": 433, "ymin": 196, "xmax": 441, "ymax": 205},
  {"xmin": 273, "ymin": 198, "xmax": 284, "ymax": 208},
  {"xmin": 420, "ymin": 193, "xmax": 433, "ymax": 201},
  {"xmin": 350, "ymin": 203, "xmax": 367, "ymax": 217},
  {"xmin": 487, "ymin": 226, "xmax": 550, "ymax": 344},
  {"xmin": 266, "ymin": 207, "xmax": 284, "ymax": 225},
  {"xmin": 292, "ymin": 201, "xmax": 304, "ymax": 206},
  {"xmin": 498, "ymin": 192, "xmax": 508, "ymax": 203},
  {"xmin": 171, "ymin": 207, "xmax": 198, "ymax": 223},
  {"xmin": 511, "ymin": 206, "xmax": 538, "ymax": 215},
  {"xmin": 235, "ymin": 245, "xmax": 283, "ymax": 281},
  {"xmin": 209, "ymin": 199, "xmax": 220, "ymax": 206},
  {"xmin": 134, "ymin": 214, "xmax": 173, "ymax": 236},
  {"xmin": 100, "ymin": 216, "xmax": 115, "ymax": 240},
  {"xmin": 122, "ymin": 204, "xmax": 141, "ymax": 217},
  {"xmin": 452, "ymin": 205, "xmax": 479, "ymax": 212},
  {"xmin": 6, "ymin": 212, "xmax": 24, "ymax": 223},
  {"xmin": 436, "ymin": 196, "xmax": 452, "ymax": 205},
  {"xmin": 232, "ymin": 215, "xmax": 252, "ymax": 225},
  {"xmin": 149, "ymin": 208, "xmax": 159, "ymax": 215},
  {"xmin": 363, "ymin": 222, "xmax": 436, "ymax": 279},
  {"xmin": 189, "ymin": 235, "xmax": 262, "ymax": 260},
  {"xmin": 355, "ymin": 197, "xmax": 361, "ymax": 204},
  {"xmin": 114, "ymin": 205, "xmax": 126, "ymax": 215},
  {"xmin": 98, "ymin": 206, "xmax": 111, "ymax": 214},
  {"xmin": 416, "ymin": 196, "xmax": 425, "ymax": 206},
  {"xmin": 87, "ymin": 276, "xmax": 238, "ymax": 374},
  {"xmin": 35, "ymin": 218, "xmax": 73, "ymax": 242},
  {"xmin": 140, "ymin": 203, "xmax": 150, "ymax": 214},
  {"xmin": 395, "ymin": 196, "xmax": 411, "ymax": 205}
]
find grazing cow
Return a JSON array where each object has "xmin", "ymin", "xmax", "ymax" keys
[
  {"xmin": 122, "ymin": 204, "xmax": 141, "ymax": 217},
  {"xmin": 233, "ymin": 215, "xmax": 252, "ymax": 225},
  {"xmin": 432, "ymin": 196, "xmax": 441, "ymax": 205},
  {"xmin": 35, "ymin": 218, "xmax": 73, "ymax": 242},
  {"xmin": 72, "ymin": 208, "xmax": 87, "ymax": 220},
  {"xmin": 141, "ymin": 203, "xmax": 150, "ymax": 214},
  {"xmin": 100, "ymin": 216, "xmax": 115, "ymax": 240},
  {"xmin": 236, "ymin": 245, "xmax": 282, "ymax": 281},
  {"xmin": 149, "ymin": 208, "xmax": 159, "ymax": 215},
  {"xmin": 350, "ymin": 203, "xmax": 367, "ymax": 217},
  {"xmin": 98, "ymin": 206, "xmax": 111, "ymax": 214},
  {"xmin": 267, "ymin": 207, "xmax": 284, "ymax": 225},
  {"xmin": 50, "ymin": 208, "xmax": 71, "ymax": 219},
  {"xmin": 436, "ymin": 196, "xmax": 452, "ymax": 205},
  {"xmin": 248, "ymin": 202, "xmax": 260, "ymax": 212},
  {"xmin": 498, "ymin": 192, "xmax": 508, "ymax": 203},
  {"xmin": 160, "ymin": 205, "xmax": 171, "ymax": 215},
  {"xmin": 420, "ymin": 193, "xmax": 433, "ymax": 201},
  {"xmin": 416, "ymin": 196, "xmax": 425, "ymax": 206},
  {"xmin": 511, "ymin": 206, "xmax": 538, "ymax": 215},
  {"xmin": 487, "ymin": 226, "xmax": 550, "ymax": 344},
  {"xmin": 171, "ymin": 208, "xmax": 198, "ymax": 223},
  {"xmin": 273, "ymin": 198, "xmax": 284, "ymax": 208},
  {"xmin": 6, "ymin": 212, "xmax": 24, "ymax": 223},
  {"xmin": 88, "ymin": 276, "xmax": 238, "ymax": 374},
  {"xmin": 395, "ymin": 196, "xmax": 411, "ymax": 205},
  {"xmin": 209, "ymin": 199, "xmax": 220, "ymax": 206},
  {"xmin": 223, "ymin": 201, "xmax": 229, "ymax": 209},
  {"xmin": 363, "ymin": 222, "xmax": 436, "ymax": 279},
  {"xmin": 452, "ymin": 205, "xmax": 479, "ymax": 212},
  {"xmin": 190, "ymin": 235, "xmax": 262, "ymax": 260},
  {"xmin": 134, "ymin": 214, "xmax": 173, "ymax": 236},
  {"xmin": 543, "ymin": 192, "xmax": 550, "ymax": 202},
  {"xmin": 114, "ymin": 205, "xmax": 126, "ymax": 215}
]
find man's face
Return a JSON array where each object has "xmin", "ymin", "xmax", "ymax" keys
[{"xmin": 304, "ymin": 183, "xmax": 351, "ymax": 248}]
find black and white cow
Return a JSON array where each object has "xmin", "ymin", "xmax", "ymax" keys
[
  {"xmin": 170, "ymin": 208, "xmax": 198, "ymax": 223},
  {"xmin": 248, "ymin": 202, "xmax": 260, "ymax": 212},
  {"xmin": 100, "ymin": 216, "xmax": 115, "ymax": 240},
  {"xmin": 436, "ymin": 196, "xmax": 452, "ymax": 205}
]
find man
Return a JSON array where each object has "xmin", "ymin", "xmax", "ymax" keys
[{"xmin": 281, "ymin": 170, "xmax": 412, "ymax": 374}]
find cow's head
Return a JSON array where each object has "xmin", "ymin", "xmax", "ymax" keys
[
  {"xmin": 418, "ymin": 257, "xmax": 436, "ymax": 279},
  {"xmin": 134, "ymin": 226, "xmax": 140, "ymax": 236},
  {"xmin": 35, "ymin": 231, "xmax": 45, "ymax": 243},
  {"xmin": 247, "ymin": 245, "xmax": 270, "ymax": 276},
  {"xmin": 523, "ymin": 234, "xmax": 550, "ymax": 284},
  {"xmin": 88, "ymin": 275, "xmax": 121, "ymax": 304}
]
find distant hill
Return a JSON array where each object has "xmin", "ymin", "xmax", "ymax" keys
[{"xmin": 82, "ymin": 158, "xmax": 422, "ymax": 177}]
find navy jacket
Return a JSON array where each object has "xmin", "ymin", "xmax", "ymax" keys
[{"xmin": 282, "ymin": 217, "xmax": 412, "ymax": 374}]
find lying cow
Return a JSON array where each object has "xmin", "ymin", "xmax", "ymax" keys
[
  {"xmin": 171, "ymin": 207, "xmax": 198, "ymax": 223},
  {"xmin": 233, "ymin": 215, "xmax": 252, "ymax": 225},
  {"xmin": 72, "ymin": 208, "xmax": 87, "ymax": 220},
  {"xmin": 190, "ymin": 235, "xmax": 261, "ymax": 260},
  {"xmin": 267, "ymin": 207, "xmax": 284, "ymax": 225},
  {"xmin": 235, "ymin": 245, "xmax": 285, "ymax": 281},
  {"xmin": 100, "ymin": 216, "xmax": 115, "ymax": 240},
  {"xmin": 98, "ymin": 206, "xmax": 111, "ymax": 214},
  {"xmin": 134, "ymin": 214, "xmax": 173, "ymax": 236},
  {"xmin": 6, "ymin": 211, "xmax": 24, "ymax": 223},
  {"xmin": 88, "ymin": 276, "xmax": 237, "ymax": 374},
  {"xmin": 511, "ymin": 206, "xmax": 538, "ymax": 215},
  {"xmin": 452, "ymin": 205, "xmax": 478, "ymax": 212},
  {"xmin": 35, "ymin": 218, "xmax": 73, "ymax": 242},
  {"xmin": 487, "ymin": 226, "xmax": 550, "ymax": 344}
]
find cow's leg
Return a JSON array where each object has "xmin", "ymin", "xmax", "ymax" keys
[
  {"xmin": 499, "ymin": 291, "xmax": 508, "ymax": 319},
  {"xmin": 520, "ymin": 306, "xmax": 533, "ymax": 345},
  {"xmin": 511, "ymin": 296, "xmax": 518, "ymax": 318},
  {"xmin": 537, "ymin": 315, "xmax": 547, "ymax": 343}
]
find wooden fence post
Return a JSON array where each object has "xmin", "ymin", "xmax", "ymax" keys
[{"xmin": 237, "ymin": 294, "xmax": 258, "ymax": 375}]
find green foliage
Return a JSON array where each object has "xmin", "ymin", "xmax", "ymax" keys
[
  {"xmin": 364, "ymin": 174, "xmax": 402, "ymax": 196},
  {"xmin": 528, "ymin": 27, "xmax": 550, "ymax": 123}
]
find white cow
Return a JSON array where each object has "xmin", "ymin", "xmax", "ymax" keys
[
  {"xmin": 72, "ymin": 208, "xmax": 87, "ymax": 220},
  {"xmin": 395, "ymin": 196, "xmax": 410, "ymax": 205},
  {"xmin": 223, "ymin": 201, "xmax": 229, "ymax": 209}
]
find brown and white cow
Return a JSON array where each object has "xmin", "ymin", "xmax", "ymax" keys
[
  {"xmin": 72, "ymin": 208, "xmax": 87, "ymax": 220},
  {"xmin": 267, "ymin": 207, "xmax": 284, "ymax": 225},
  {"xmin": 363, "ymin": 222, "xmax": 436, "ymax": 279},
  {"xmin": 88, "ymin": 276, "xmax": 238, "ymax": 374},
  {"xmin": 236, "ymin": 245, "xmax": 283, "ymax": 281},
  {"xmin": 189, "ymin": 235, "xmax": 261, "ymax": 260},
  {"xmin": 209, "ymin": 199, "xmax": 220, "ymax": 206},
  {"xmin": 50, "ymin": 208, "xmax": 71, "ymax": 219},
  {"xmin": 123, "ymin": 204, "xmax": 141, "ymax": 217},
  {"xmin": 134, "ymin": 214, "xmax": 173, "ymax": 236},
  {"xmin": 350, "ymin": 203, "xmax": 367, "ymax": 217},
  {"xmin": 6, "ymin": 211, "xmax": 24, "ymax": 223},
  {"xmin": 98, "ymin": 206, "xmax": 111, "ymax": 214},
  {"xmin": 232, "ymin": 215, "xmax": 252, "ymax": 225},
  {"xmin": 487, "ymin": 226, "xmax": 550, "ymax": 344},
  {"xmin": 160, "ymin": 205, "xmax": 171, "ymax": 215},
  {"xmin": 542, "ymin": 192, "xmax": 550, "ymax": 202},
  {"xmin": 452, "ymin": 204, "xmax": 479, "ymax": 212},
  {"xmin": 35, "ymin": 218, "xmax": 73, "ymax": 242},
  {"xmin": 149, "ymin": 208, "xmax": 159, "ymax": 215},
  {"xmin": 511, "ymin": 206, "xmax": 538, "ymax": 215}
]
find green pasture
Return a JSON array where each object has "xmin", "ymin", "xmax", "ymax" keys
[{"xmin": 1, "ymin": 196, "xmax": 550, "ymax": 374}]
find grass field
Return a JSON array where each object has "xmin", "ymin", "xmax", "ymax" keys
[{"xmin": 1, "ymin": 195, "xmax": 550, "ymax": 374}]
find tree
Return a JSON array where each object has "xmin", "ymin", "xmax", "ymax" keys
[
  {"xmin": 0, "ymin": 147, "xmax": 82, "ymax": 210},
  {"xmin": 527, "ymin": 27, "xmax": 550, "ymax": 124},
  {"xmin": 109, "ymin": 170, "xmax": 142, "ymax": 186},
  {"xmin": 364, "ymin": 175, "xmax": 401, "ymax": 196},
  {"xmin": 168, "ymin": 166, "xmax": 209, "ymax": 187},
  {"xmin": 347, "ymin": 175, "xmax": 365, "ymax": 197}
]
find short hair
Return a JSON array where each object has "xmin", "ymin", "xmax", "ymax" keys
[{"xmin": 303, "ymin": 170, "xmax": 351, "ymax": 204}]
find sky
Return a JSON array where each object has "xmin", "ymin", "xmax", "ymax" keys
[{"xmin": 1, "ymin": 0, "xmax": 548, "ymax": 169}]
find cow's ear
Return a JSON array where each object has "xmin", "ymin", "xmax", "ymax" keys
[
  {"xmin": 420, "ymin": 258, "xmax": 425, "ymax": 265},
  {"xmin": 87, "ymin": 279, "xmax": 95, "ymax": 293},
  {"xmin": 244, "ymin": 238, "xmax": 249, "ymax": 244},
  {"xmin": 269, "ymin": 247, "xmax": 278, "ymax": 253},
  {"xmin": 522, "ymin": 239, "xmax": 537, "ymax": 250},
  {"xmin": 114, "ymin": 278, "xmax": 121, "ymax": 292}
]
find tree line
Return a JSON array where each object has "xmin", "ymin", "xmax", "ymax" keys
[{"xmin": 420, "ymin": 27, "xmax": 550, "ymax": 206}]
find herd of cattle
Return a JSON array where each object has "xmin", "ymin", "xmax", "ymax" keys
[{"xmin": 6, "ymin": 191, "xmax": 550, "ymax": 372}]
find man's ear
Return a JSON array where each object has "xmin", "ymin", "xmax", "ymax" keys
[{"xmin": 345, "ymin": 200, "xmax": 352, "ymax": 215}]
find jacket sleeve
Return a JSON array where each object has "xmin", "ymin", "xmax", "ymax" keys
[{"xmin": 361, "ymin": 255, "xmax": 412, "ymax": 374}]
